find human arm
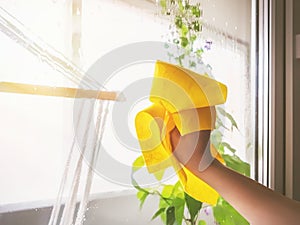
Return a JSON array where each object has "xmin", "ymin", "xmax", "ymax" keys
[{"xmin": 170, "ymin": 128, "xmax": 300, "ymax": 225}]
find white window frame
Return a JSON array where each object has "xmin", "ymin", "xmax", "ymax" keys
[{"xmin": 258, "ymin": 0, "xmax": 299, "ymax": 200}]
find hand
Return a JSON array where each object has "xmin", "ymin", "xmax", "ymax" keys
[{"xmin": 170, "ymin": 127, "xmax": 212, "ymax": 172}]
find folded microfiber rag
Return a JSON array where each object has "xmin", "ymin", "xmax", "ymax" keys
[{"xmin": 135, "ymin": 60, "xmax": 227, "ymax": 205}]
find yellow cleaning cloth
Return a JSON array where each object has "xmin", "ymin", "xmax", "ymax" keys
[
  {"xmin": 150, "ymin": 61, "xmax": 227, "ymax": 115},
  {"xmin": 135, "ymin": 61, "xmax": 227, "ymax": 205}
]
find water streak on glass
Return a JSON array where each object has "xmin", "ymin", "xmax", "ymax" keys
[{"xmin": 0, "ymin": 6, "xmax": 104, "ymax": 90}]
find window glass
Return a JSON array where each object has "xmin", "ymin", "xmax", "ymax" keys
[{"xmin": 0, "ymin": 1, "xmax": 256, "ymax": 217}]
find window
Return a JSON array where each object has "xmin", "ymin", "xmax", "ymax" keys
[
  {"xmin": 0, "ymin": 0, "xmax": 168, "ymax": 206},
  {"xmin": 0, "ymin": 0, "xmax": 258, "ymax": 215}
]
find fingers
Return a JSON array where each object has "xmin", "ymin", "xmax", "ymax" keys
[
  {"xmin": 170, "ymin": 126, "xmax": 181, "ymax": 150},
  {"xmin": 170, "ymin": 127, "xmax": 211, "ymax": 167}
]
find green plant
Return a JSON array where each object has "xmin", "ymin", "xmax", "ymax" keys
[
  {"xmin": 160, "ymin": 0, "xmax": 205, "ymax": 68},
  {"xmin": 131, "ymin": 1, "xmax": 251, "ymax": 224},
  {"xmin": 132, "ymin": 157, "xmax": 203, "ymax": 225}
]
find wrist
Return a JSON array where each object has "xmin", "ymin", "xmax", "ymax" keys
[{"xmin": 186, "ymin": 157, "xmax": 223, "ymax": 180}]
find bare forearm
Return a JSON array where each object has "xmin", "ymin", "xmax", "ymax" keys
[
  {"xmin": 186, "ymin": 158, "xmax": 300, "ymax": 225},
  {"xmin": 171, "ymin": 129, "xmax": 300, "ymax": 224}
]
